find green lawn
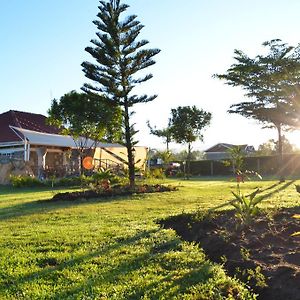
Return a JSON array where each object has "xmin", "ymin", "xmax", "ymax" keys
[{"xmin": 0, "ymin": 177, "xmax": 299, "ymax": 299}]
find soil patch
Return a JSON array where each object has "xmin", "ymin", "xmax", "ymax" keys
[{"xmin": 159, "ymin": 207, "xmax": 300, "ymax": 299}]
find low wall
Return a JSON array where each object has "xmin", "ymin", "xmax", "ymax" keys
[
  {"xmin": 0, "ymin": 161, "xmax": 34, "ymax": 184},
  {"xmin": 189, "ymin": 154, "xmax": 300, "ymax": 176}
]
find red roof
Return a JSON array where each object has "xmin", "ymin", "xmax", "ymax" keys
[{"xmin": 0, "ymin": 110, "xmax": 60, "ymax": 143}]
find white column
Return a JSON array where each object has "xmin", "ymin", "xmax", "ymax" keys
[
  {"xmin": 36, "ymin": 147, "xmax": 47, "ymax": 178},
  {"xmin": 24, "ymin": 140, "xmax": 31, "ymax": 162}
]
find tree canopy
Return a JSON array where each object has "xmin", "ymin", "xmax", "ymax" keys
[
  {"xmin": 169, "ymin": 105, "xmax": 211, "ymax": 177},
  {"xmin": 215, "ymin": 39, "xmax": 300, "ymax": 179},
  {"xmin": 146, "ymin": 119, "xmax": 172, "ymax": 151},
  {"xmin": 48, "ymin": 91, "xmax": 122, "ymax": 144},
  {"xmin": 81, "ymin": 0, "xmax": 160, "ymax": 187},
  {"xmin": 256, "ymin": 136, "xmax": 295, "ymax": 156},
  {"xmin": 170, "ymin": 106, "xmax": 212, "ymax": 145}
]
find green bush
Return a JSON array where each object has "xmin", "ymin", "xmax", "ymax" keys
[
  {"xmin": 52, "ymin": 176, "xmax": 83, "ymax": 187},
  {"xmin": 92, "ymin": 170, "xmax": 121, "ymax": 184},
  {"xmin": 175, "ymin": 171, "xmax": 185, "ymax": 178},
  {"xmin": 146, "ymin": 168, "xmax": 165, "ymax": 179},
  {"xmin": 10, "ymin": 172, "xmax": 127, "ymax": 188},
  {"xmin": 10, "ymin": 175, "xmax": 45, "ymax": 188}
]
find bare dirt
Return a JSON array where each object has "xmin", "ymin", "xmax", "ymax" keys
[{"xmin": 159, "ymin": 207, "xmax": 300, "ymax": 299}]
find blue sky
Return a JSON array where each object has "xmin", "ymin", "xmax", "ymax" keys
[{"xmin": 1, "ymin": 0, "xmax": 300, "ymax": 151}]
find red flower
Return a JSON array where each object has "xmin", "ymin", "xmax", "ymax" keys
[{"xmin": 236, "ymin": 174, "xmax": 244, "ymax": 183}]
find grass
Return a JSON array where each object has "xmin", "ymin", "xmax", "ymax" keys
[{"xmin": 0, "ymin": 177, "xmax": 299, "ymax": 299}]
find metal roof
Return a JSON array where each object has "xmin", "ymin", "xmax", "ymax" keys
[{"xmin": 9, "ymin": 126, "xmax": 122, "ymax": 149}]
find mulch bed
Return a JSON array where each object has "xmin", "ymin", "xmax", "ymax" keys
[
  {"xmin": 49, "ymin": 184, "xmax": 177, "ymax": 202},
  {"xmin": 159, "ymin": 207, "xmax": 300, "ymax": 300}
]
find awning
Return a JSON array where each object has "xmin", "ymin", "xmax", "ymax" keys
[{"xmin": 9, "ymin": 126, "xmax": 122, "ymax": 149}]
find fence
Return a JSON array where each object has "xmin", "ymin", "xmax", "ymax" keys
[{"xmin": 189, "ymin": 154, "xmax": 300, "ymax": 177}]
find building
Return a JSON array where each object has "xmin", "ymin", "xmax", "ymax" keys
[
  {"xmin": 0, "ymin": 110, "xmax": 147, "ymax": 180},
  {"xmin": 204, "ymin": 143, "xmax": 255, "ymax": 160}
]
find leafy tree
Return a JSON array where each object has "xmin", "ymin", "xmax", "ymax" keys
[
  {"xmin": 173, "ymin": 149, "xmax": 205, "ymax": 161},
  {"xmin": 169, "ymin": 105, "xmax": 211, "ymax": 178},
  {"xmin": 256, "ymin": 140, "xmax": 275, "ymax": 156},
  {"xmin": 256, "ymin": 136, "xmax": 294, "ymax": 156},
  {"xmin": 215, "ymin": 39, "xmax": 300, "ymax": 180},
  {"xmin": 48, "ymin": 91, "xmax": 122, "ymax": 173},
  {"xmin": 81, "ymin": 0, "xmax": 160, "ymax": 187},
  {"xmin": 227, "ymin": 146, "xmax": 245, "ymax": 174},
  {"xmin": 146, "ymin": 119, "xmax": 172, "ymax": 151},
  {"xmin": 150, "ymin": 149, "xmax": 174, "ymax": 164},
  {"xmin": 275, "ymin": 136, "xmax": 295, "ymax": 154}
]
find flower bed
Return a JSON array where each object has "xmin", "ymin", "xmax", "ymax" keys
[{"xmin": 50, "ymin": 184, "xmax": 177, "ymax": 202}]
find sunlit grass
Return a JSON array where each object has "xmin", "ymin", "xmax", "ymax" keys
[{"xmin": 0, "ymin": 177, "xmax": 299, "ymax": 299}]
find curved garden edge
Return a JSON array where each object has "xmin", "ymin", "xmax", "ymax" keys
[
  {"xmin": 49, "ymin": 184, "xmax": 178, "ymax": 202},
  {"xmin": 158, "ymin": 206, "xmax": 300, "ymax": 300}
]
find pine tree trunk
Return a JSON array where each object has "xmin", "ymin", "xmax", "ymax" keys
[
  {"xmin": 186, "ymin": 143, "xmax": 191, "ymax": 180},
  {"xmin": 124, "ymin": 102, "xmax": 135, "ymax": 188},
  {"xmin": 277, "ymin": 124, "xmax": 285, "ymax": 182},
  {"xmin": 79, "ymin": 151, "xmax": 84, "ymax": 176}
]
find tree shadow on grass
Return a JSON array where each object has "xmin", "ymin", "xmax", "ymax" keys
[
  {"xmin": 258, "ymin": 181, "xmax": 282, "ymax": 193},
  {"xmin": 0, "ymin": 186, "xmax": 75, "ymax": 196},
  {"xmin": 258, "ymin": 179, "xmax": 296, "ymax": 201},
  {"xmin": 0, "ymin": 193, "xmax": 137, "ymax": 222},
  {"xmin": 210, "ymin": 180, "xmax": 296, "ymax": 212},
  {"xmin": 1, "ymin": 228, "xmax": 215, "ymax": 299},
  {"xmin": 6, "ymin": 228, "xmax": 219, "ymax": 300},
  {"xmin": 2, "ymin": 229, "xmax": 158, "ymax": 292},
  {"xmin": 127, "ymin": 261, "xmax": 216, "ymax": 300}
]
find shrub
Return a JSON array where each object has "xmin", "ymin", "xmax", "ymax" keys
[
  {"xmin": 52, "ymin": 176, "xmax": 84, "ymax": 187},
  {"xmin": 10, "ymin": 175, "xmax": 45, "ymax": 188},
  {"xmin": 10, "ymin": 172, "xmax": 127, "ymax": 189},
  {"xmin": 175, "ymin": 171, "xmax": 185, "ymax": 178},
  {"xmin": 92, "ymin": 170, "xmax": 122, "ymax": 185},
  {"xmin": 147, "ymin": 168, "xmax": 165, "ymax": 179}
]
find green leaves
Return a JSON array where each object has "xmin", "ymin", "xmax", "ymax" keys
[
  {"xmin": 169, "ymin": 106, "xmax": 212, "ymax": 145},
  {"xmin": 231, "ymin": 188, "xmax": 262, "ymax": 225},
  {"xmin": 47, "ymin": 91, "xmax": 122, "ymax": 144},
  {"xmin": 216, "ymin": 39, "xmax": 300, "ymax": 131},
  {"xmin": 82, "ymin": 0, "xmax": 160, "ymax": 105},
  {"xmin": 81, "ymin": 0, "xmax": 160, "ymax": 187},
  {"xmin": 216, "ymin": 39, "xmax": 300, "ymax": 181}
]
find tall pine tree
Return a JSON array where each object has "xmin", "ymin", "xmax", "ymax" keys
[{"xmin": 82, "ymin": 0, "xmax": 160, "ymax": 187}]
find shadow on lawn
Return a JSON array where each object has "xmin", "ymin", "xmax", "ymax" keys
[
  {"xmin": 0, "ymin": 186, "xmax": 73, "ymax": 196},
  {"xmin": 3, "ymin": 229, "xmax": 158, "ymax": 286},
  {"xmin": 2, "ymin": 228, "xmax": 205, "ymax": 299},
  {"xmin": 258, "ymin": 179, "xmax": 296, "ymax": 200},
  {"xmin": 0, "ymin": 180, "xmax": 297, "ymax": 222},
  {"xmin": 0, "ymin": 193, "xmax": 135, "ymax": 222},
  {"xmin": 128, "ymin": 261, "xmax": 217, "ymax": 300},
  {"xmin": 209, "ymin": 180, "xmax": 296, "ymax": 212},
  {"xmin": 5, "ymin": 228, "xmax": 222, "ymax": 299}
]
